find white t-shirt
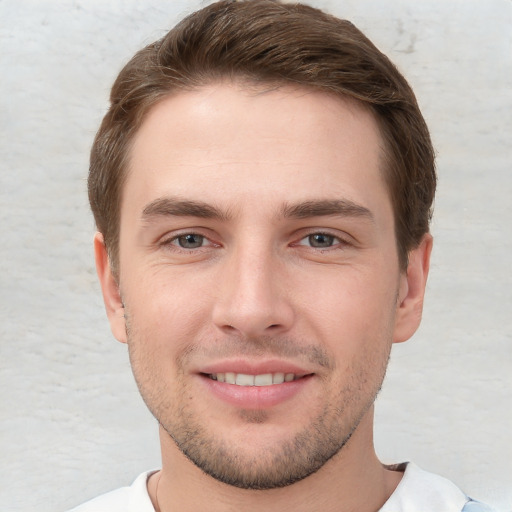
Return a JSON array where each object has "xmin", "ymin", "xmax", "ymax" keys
[{"xmin": 67, "ymin": 463, "xmax": 495, "ymax": 512}]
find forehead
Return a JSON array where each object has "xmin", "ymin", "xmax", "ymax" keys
[{"xmin": 124, "ymin": 82, "xmax": 388, "ymax": 219}]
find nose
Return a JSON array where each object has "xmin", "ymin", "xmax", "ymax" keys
[{"xmin": 211, "ymin": 244, "xmax": 294, "ymax": 338}]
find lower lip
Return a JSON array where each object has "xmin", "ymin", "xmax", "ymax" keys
[{"xmin": 199, "ymin": 374, "xmax": 313, "ymax": 409}]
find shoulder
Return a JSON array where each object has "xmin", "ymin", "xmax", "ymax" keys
[
  {"xmin": 462, "ymin": 501, "xmax": 499, "ymax": 512},
  {"xmin": 67, "ymin": 487, "xmax": 131, "ymax": 512},
  {"xmin": 380, "ymin": 463, "xmax": 498, "ymax": 512},
  {"xmin": 66, "ymin": 471, "xmax": 157, "ymax": 512}
]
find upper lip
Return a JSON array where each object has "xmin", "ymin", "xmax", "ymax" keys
[{"xmin": 197, "ymin": 359, "xmax": 313, "ymax": 377}]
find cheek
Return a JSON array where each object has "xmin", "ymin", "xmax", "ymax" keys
[
  {"xmin": 296, "ymin": 266, "xmax": 399, "ymax": 358},
  {"xmin": 123, "ymin": 268, "xmax": 214, "ymax": 350},
  {"xmin": 299, "ymin": 265, "xmax": 398, "ymax": 321}
]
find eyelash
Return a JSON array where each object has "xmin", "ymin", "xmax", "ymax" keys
[
  {"xmin": 294, "ymin": 231, "xmax": 350, "ymax": 251},
  {"xmin": 159, "ymin": 230, "xmax": 350, "ymax": 253},
  {"xmin": 160, "ymin": 232, "xmax": 216, "ymax": 251}
]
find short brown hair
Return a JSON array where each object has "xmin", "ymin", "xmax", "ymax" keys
[{"xmin": 89, "ymin": 0, "xmax": 435, "ymax": 272}]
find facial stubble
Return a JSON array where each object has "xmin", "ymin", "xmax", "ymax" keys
[{"xmin": 124, "ymin": 308, "xmax": 393, "ymax": 490}]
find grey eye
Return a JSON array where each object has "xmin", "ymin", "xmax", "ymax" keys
[
  {"xmin": 308, "ymin": 233, "xmax": 335, "ymax": 248},
  {"xmin": 176, "ymin": 234, "xmax": 205, "ymax": 249}
]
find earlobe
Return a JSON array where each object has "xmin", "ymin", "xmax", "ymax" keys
[
  {"xmin": 393, "ymin": 234, "xmax": 433, "ymax": 344},
  {"xmin": 94, "ymin": 232, "xmax": 127, "ymax": 344}
]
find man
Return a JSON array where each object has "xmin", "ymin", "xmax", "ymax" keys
[{"xmin": 70, "ymin": 1, "xmax": 495, "ymax": 510}]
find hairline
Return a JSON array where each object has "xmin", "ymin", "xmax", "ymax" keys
[{"xmin": 106, "ymin": 77, "xmax": 406, "ymax": 277}]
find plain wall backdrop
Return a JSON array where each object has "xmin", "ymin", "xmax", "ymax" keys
[{"xmin": 0, "ymin": 1, "xmax": 510, "ymax": 510}]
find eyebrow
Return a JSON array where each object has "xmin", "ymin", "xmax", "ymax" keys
[
  {"xmin": 141, "ymin": 197, "xmax": 373, "ymax": 223},
  {"xmin": 142, "ymin": 197, "xmax": 231, "ymax": 221},
  {"xmin": 281, "ymin": 199, "xmax": 374, "ymax": 222}
]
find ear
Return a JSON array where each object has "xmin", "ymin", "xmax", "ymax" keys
[
  {"xmin": 393, "ymin": 234, "xmax": 433, "ymax": 344},
  {"xmin": 94, "ymin": 232, "xmax": 127, "ymax": 344}
]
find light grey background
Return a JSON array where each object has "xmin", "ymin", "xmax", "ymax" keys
[{"xmin": 1, "ymin": 1, "xmax": 510, "ymax": 510}]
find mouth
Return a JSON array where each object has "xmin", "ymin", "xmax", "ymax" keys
[
  {"xmin": 205, "ymin": 372, "xmax": 306, "ymax": 386},
  {"xmin": 199, "ymin": 368, "xmax": 314, "ymax": 409}
]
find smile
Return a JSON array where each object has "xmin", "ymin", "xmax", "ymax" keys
[{"xmin": 208, "ymin": 372, "xmax": 300, "ymax": 386}]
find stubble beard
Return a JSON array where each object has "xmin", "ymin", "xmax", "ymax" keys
[
  {"xmin": 125, "ymin": 313, "xmax": 392, "ymax": 490},
  {"xmin": 160, "ymin": 387, "xmax": 378, "ymax": 490}
]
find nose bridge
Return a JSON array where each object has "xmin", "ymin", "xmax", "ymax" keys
[{"xmin": 212, "ymin": 236, "xmax": 292, "ymax": 336}]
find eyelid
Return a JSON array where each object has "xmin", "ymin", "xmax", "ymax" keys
[
  {"xmin": 298, "ymin": 235, "xmax": 345, "ymax": 249},
  {"xmin": 170, "ymin": 234, "xmax": 211, "ymax": 248},
  {"xmin": 293, "ymin": 228, "xmax": 353, "ymax": 247},
  {"xmin": 158, "ymin": 229, "xmax": 221, "ymax": 250}
]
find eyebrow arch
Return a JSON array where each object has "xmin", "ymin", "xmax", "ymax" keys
[
  {"xmin": 141, "ymin": 197, "xmax": 231, "ymax": 221},
  {"xmin": 281, "ymin": 199, "xmax": 374, "ymax": 221}
]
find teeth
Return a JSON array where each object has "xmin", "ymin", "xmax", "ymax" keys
[
  {"xmin": 273, "ymin": 372, "xmax": 285, "ymax": 384},
  {"xmin": 254, "ymin": 374, "xmax": 273, "ymax": 386},
  {"xmin": 236, "ymin": 373, "xmax": 255, "ymax": 386},
  {"xmin": 210, "ymin": 372, "xmax": 298, "ymax": 386}
]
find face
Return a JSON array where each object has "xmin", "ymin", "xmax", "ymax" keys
[{"xmin": 96, "ymin": 83, "xmax": 430, "ymax": 489}]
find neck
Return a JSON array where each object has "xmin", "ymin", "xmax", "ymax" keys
[{"xmin": 149, "ymin": 408, "xmax": 403, "ymax": 512}]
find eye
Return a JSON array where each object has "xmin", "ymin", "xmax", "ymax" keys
[
  {"xmin": 299, "ymin": 233, "xmax": 338, "ymax": 249},
  {"xmin": 171, "ymin": 233, "xmax": 207, "ymax": 249}
]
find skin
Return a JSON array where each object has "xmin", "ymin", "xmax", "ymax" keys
[{"xmin": 95, "ymin": 83, "xmax": 432, "ymax": 512}]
